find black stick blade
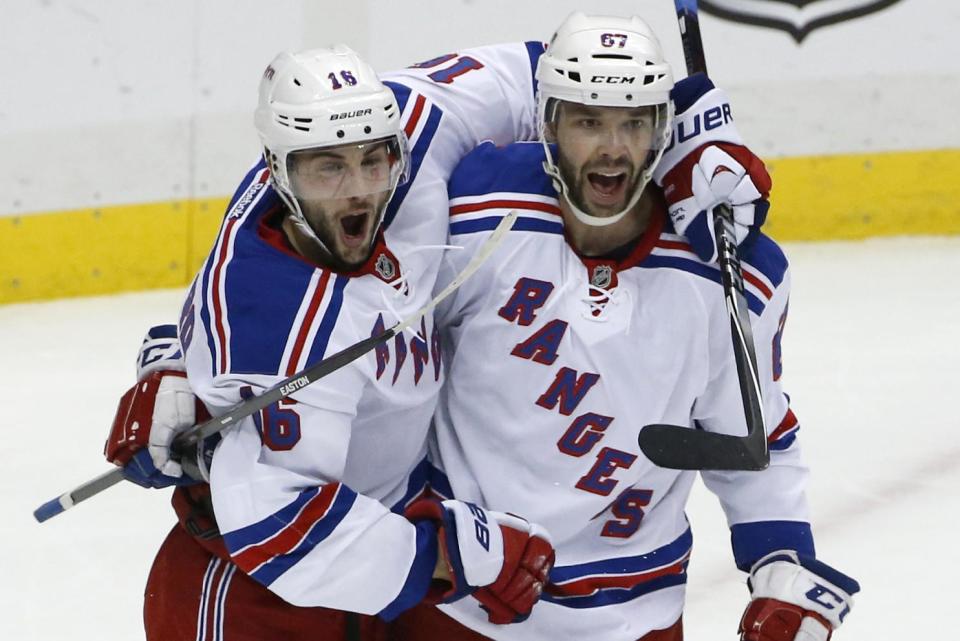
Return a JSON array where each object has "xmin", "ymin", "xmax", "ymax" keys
[{"xmin": 638, "ymin": 423, "xmax": 769, "ymax": 471}]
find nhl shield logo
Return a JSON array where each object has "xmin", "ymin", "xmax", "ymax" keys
[
  {"xmin": 591, "ymin": 264, "xmax": 614, "ymax": 289},
  {"xmin": 700, "ymin": 0, "xmax": 903, "ymax": 43},
  {"xmin": 375, "ymin": 253, "xmax": 397, "ymax": 281}
]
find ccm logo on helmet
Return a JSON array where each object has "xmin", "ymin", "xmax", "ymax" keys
[
  {"xmin": 330, "ymin": 108, "xmax": 372, "ymax": 121},
  {"xmin": 590, "ymin": 75, "xmax": 636, "ymax": 84}
]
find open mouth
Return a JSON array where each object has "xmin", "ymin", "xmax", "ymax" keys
[
  {"xmin": 586, "ymin": 171, "xmax": 628, "ymax": 205},
  {"xmin": 339, "ymin": 212, "xmax": 369, "ymax": 247},
  {"xmin": 341, "ymin": 213, "xmax": 366, "ymax": 236}
]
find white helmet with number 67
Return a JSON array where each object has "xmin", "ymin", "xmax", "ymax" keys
[
  {"xmin": 254, "ymin": 45, "xmax": 410, "ymax": 251},
  {"xmin": 536, "ymin": 12, "xmax": 675, "ymax": 227}
]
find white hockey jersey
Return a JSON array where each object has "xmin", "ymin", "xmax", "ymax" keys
[
  {"xmin": 431, "ymin": 140, "xmax": 815, "ymax": 640},
  {"xmin": 177, "ymin": 42, "xmax": 545, "ymax": 617}
]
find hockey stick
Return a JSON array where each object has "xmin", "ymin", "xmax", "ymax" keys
[
  {"xmin": 637, "ymin": 0, "xmax": 769, "ymax": 471},
  {"xmin": 33, "ymin": 211, "xmax": 519, "ymax": 523}
]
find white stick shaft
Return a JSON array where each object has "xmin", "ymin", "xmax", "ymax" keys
[{"xmin": 393, "ymin": 210, "xmax": 517, "ymax": 334}]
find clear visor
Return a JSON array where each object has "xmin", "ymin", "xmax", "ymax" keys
[
  {"xmin": 287, "ymin": 137, "xmax": 406, "ymax": 202},
  {"xmin": 539, "ymin": 98, "xmax": 675, "ymax": 226},
  {"xmin": 544, "ymin": 99, "xmax": 673, "ymax": 158}
]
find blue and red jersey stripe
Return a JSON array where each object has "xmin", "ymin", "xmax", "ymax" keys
[
  {"xmin": 543, "ymin": 527, "xmax": 692, "ymax": 608},
  {"xmin": 224, "ymin": 484, "xmax": 358, "ymax": 587}
]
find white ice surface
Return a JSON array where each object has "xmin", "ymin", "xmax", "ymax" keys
[{"xmin": 2, "ymin": 237, "xmax": 958, "ymax": 640}]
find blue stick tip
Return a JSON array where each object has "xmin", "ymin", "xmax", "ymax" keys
[{"xmin": 34, "ymin": 498, "xmax": 65, "ymax": 523}]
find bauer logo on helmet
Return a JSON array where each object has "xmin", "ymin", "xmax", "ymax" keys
[{"xmin": 330, "ymin": 108, "xmax": 374, "ymax": 121}]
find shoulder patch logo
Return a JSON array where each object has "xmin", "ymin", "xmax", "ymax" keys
[{"xmin": 700, "ymin": 0, "xmax": 902, "ymax": 43}]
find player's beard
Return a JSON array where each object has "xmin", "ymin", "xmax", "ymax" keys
[
  {"xmin": 557, "ymin": 150, "xmax": 642, "ymax": 219},
  {"xmin": 297, "ymin": 191, "xmax": 389, "ymax": 271}
]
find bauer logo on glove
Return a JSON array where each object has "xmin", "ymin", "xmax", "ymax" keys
[
  {"xmin": 656, "ymin": 73, "xmax": 772, "ymax": 263},
  {"xmin": 405, "ymin": 498, "xmax": 555, "ymax": 624}
]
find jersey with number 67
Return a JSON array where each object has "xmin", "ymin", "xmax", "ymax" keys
[
  {"xmin": 429, "ymin": 138, "xmax": 814, "ymax": 640},
  {"xmin": 176, "ymin": 42, "xmax": 545, "ymax": 617}
]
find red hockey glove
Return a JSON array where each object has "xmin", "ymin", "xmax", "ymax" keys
[
  {"xmin": 406, "ymin": 498, "xmax": 555, "ymax": 624},
  {"xmin": 655, "ymin": 74, "xmax": 772, "ymax": 263},
  {"xmin": 739, "ymin": 551, "xmax": 859, "ymax": 641},
  {"xmin": 104, "ymin": 325, "xmax": 207, "ymax": 487}
]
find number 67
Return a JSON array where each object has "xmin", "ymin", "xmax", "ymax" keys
[{"xmin": 601, "ymin": 33, "xmax": 628, "ymax": 48}]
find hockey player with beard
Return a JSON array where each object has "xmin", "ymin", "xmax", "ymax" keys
[
  {"xmin": 399, "ymin": 11, "xmax": 861, "ymax": 641},
  {"xmin": 103, "ymin": 43, "xmax": 556, "ymax": 641},
  {"xmin": 99, "ymin": 12, "xmax": 854, "ymax": 641}
]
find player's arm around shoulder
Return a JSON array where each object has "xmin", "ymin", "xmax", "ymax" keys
[{"xmin": 383, "ymin": 42, "xmax": 545, "ymax": 146}]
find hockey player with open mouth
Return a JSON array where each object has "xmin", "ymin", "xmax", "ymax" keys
[
  {"xmin": 93, "ymin": 10, "xmax": 858, "ymax": 641},
  {"xmin": 401, "ymin": 12, "xmax": 860, "ymax": 641},
  {"xmin": 103, "ymin": 42, "xmax": 556, "ymax": 641}
]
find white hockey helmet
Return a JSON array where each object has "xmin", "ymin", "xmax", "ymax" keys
[
  {"xmin": 254, "ymin": 45, "xmax": 409, "ymax": 248},
  {"xmin": 536, "ymin": 12, "xmax": 675, "ymax": 227}
]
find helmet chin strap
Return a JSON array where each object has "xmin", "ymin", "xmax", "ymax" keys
[
  {"xmin": 541, "ymin": 141, "xmax": 652, "ymax": 228},
  {"xmin": 274, "ymin": 179, "xmax": 400, "ymax": 264},
  {"xmin": 274, "ymin": 188, "xmax": 337, "ymax": 256}
]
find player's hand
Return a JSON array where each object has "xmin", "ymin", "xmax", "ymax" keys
[
  {"xmin": 406, "ymin": 498, "xmax": 555, "ymax": 624},
  {"xmin": 103, "ymin": 325, "xmax": 206, "ymax": 488},
  {"xmin": 654, "ymin": 73, "xmax": 772, "ymax": 263},
  {"xmin": 739, "ymin": 550, "xmax": 860, "ymax": 641},
  {"xmin": 659, "ymin": 141, "xmax": 771, "ymax": 263}
]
